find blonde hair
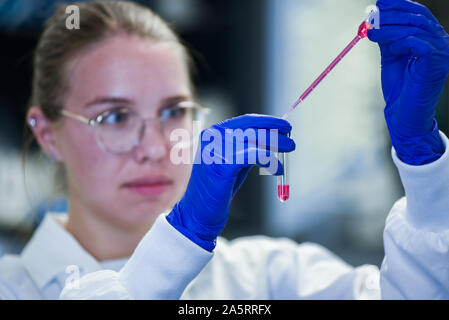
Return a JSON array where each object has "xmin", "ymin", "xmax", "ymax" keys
[{"xmin": 22, "ymin": 0, "xmax": 195, "ymax": 199}]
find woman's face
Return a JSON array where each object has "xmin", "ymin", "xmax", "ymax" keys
[{"xmin": 52, "ymin": 34, "xmax": 194, "ymax": 228}]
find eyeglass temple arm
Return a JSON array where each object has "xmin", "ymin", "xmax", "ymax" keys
[
  {"xmin": 193, "ymin": 104, "xmax": 211, "ymax": 115},
  {"xmin": 199, "ymin": 106, "xmax": 211, "ymax": 114},
  {"xmin": 61, "ymin": 110, "xmax": 93, "ymax": 125},
  {"xmin": 177, "ymin": 100, "xmax": 210, "ymax": 114}
]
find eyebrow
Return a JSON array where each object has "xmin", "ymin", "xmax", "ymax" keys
[
  {"xmin": 84, "ymin": 95, "xmax": 191, "ymax": 109},
  {"xmin": 85, "ymin": 97, "xmax": 133, "ymax": 108},
  {"xmin": 161, "ymin": 95, "xmax": 192, "ymax": 107}
]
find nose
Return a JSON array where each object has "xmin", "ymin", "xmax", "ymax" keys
[{"xmin": 132, "ymin": 119, "xmax": 168, "ymax": 163}]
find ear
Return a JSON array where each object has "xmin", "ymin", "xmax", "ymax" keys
[{"xmin": 26, "ymin": 106, "xmax": 64, "ymax": 162}]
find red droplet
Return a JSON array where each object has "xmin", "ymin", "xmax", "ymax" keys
[
  {"xmin": 358, "ymin": 20, "xmax": 371, "ymax": 38},
  {"xmin": 278, "ymin": 185, "xmax": 290, "ymax": 202}
]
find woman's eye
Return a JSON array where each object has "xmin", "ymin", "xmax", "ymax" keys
[
  {"xmin": 161, "ymin": 106, "xmax": 186, "ymax": 121},
  {"xmin": 100, "ymin": 109, "xmax": 130, "ymax": 125}
]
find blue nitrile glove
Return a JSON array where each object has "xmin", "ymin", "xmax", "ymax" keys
[
  {"xmin": 367, "ymin": 0, "xmax": 449, "ymax": 165},
  {"xmin": 166, "ymin": 114, "xmax": 295, "ymax": 252}
]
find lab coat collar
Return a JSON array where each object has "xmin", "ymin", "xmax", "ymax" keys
[{"xmin": 21, "ymin": 213, "xmax": 102, "ymax": 289}]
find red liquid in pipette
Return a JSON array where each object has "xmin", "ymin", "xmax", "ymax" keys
[{"xmin": 282, "ymin": 21, "xmax": 372, "ymax": 120}]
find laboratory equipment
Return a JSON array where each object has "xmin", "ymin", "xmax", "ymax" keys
[
  {"xmin": 277, "ymin": 19, "xmax": 373, "ymax": 202},
  {"xmin": 277, "ymin": 134, "xmax": 290, "ymax": 202}
]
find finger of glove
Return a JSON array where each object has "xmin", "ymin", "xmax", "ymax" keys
[
  {"xmin": 216, "ymin": 114, "xmax": 292, "ymax": 135},
  {"xmin": 201, "ymin": 135, "xmax": 290, "ymax": 166},
  {"xmin": 233, "ymin": 147, "xmax": 284, "ymax": 176},
  {"xmin": 379, "ymin": 11, "xmax": 442, "ymax": 34},
  {"xmin": 226, "ymin": 146, "xmax": 283, "ymax": 176},
  {"xmin": 388, "ymin": 36, "xmax": 435, "ymax": 57},
  {"xmin": 376, "ymin": 0, "xmax": 440, "ymax": 24},
  {"xmin": 369, "ymin": 26, "xmax": 432, "ymax": 43},
  {"xmin": 222, "ymin": 135, "xmax": 294, "ymax": 168},
  {"xmin": 250, "ymin": 130, "xmax": 296, "ymax": 153},
  {"xmin": 368, "ymin": 26, "xmax": 447, "ymax": 50},
  {"xmin": 232, "ymin": 166, "xmax": 252, "ymax": 197},
  {"xmin": 220, "ymin": 128, "xmax": 295, "ymax": 152},
  {"xmin": 408, "ymin": 49, "xmax": 449, "ymax": 87},
  {"xmin": 218, "ymin": 131, "xmax": 295, "ymax": 165}
]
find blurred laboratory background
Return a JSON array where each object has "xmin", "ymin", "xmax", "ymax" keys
[{"xmin": 0, "ymin": 0, "xmax": 448, "ymax": 267}]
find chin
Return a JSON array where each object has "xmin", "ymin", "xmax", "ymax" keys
[
  {"xmin": 113, "ymin": 207, "xmax": 163, "ymax": 231},
  {"xmin": 133, "ymin": 200, "xmax": 171, "ymax": 217},
  {"xmin": 114, "ymin": 184, "xmax": 183, "ymax": 223}
]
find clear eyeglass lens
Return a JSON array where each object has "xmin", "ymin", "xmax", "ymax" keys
[
  {"xmin": 94, "ymin": 102, "xmax": 201, "ymax": 154},
  {"xmin": 95, "ymin": 108, "xmax": 141, "ymax": 153},
  {"xmin": 161, "ymin": 104, "xmax": 196, "ymax": 141}
]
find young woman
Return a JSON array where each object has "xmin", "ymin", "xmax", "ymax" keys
[{"xmin": 1, "ymin": 0, "xmax": 448, "ymax": 300}]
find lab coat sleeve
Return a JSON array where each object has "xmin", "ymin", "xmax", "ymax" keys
[
  {"xmin": 0, "ymin": 280, "xmax": 17, "ymax": 299},
  {"xmin": 191, "ymin": 237, "xmax": 382, "ymax": 300},
  {"xmin": 380, "ymin": 131, "xmax": 449, "ymax": 299},
  {"xmin": 59, "ymin": 214, "xmax": 213, "ymax": 300}
]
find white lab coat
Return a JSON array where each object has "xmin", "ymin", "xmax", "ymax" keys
[{"xmin": 1, "ymin": 132, "xmax": 449, "ymax": 300}]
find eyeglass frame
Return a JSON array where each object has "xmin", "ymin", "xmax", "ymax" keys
[{"xmin": 60, "ymin": 100, "xmax": 209, "ymax": 154}]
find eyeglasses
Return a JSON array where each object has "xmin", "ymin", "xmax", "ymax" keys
[{"xmin": 61, "ymin": 100, "xmax": 208, "ymax": 154}]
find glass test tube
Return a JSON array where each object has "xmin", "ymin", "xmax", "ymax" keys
[
  {"xmin": 277, "ymin": 132, "xmax": 290, "ymax": 202},
  {"xmin": 277, "ymin": 152, "xmax": 289, "ymax": 202}
]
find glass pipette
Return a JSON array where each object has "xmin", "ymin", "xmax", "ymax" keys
[
  {"xmin": 277, "ymin": 19, "xmax": 373, "ymax": 203},
  {"xmin": 282, "ymin": 20, "xmax": 372, "ymax": 120}
]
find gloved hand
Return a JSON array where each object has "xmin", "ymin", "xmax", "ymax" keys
[
  {"xmin": 368, "ymin": 0, "xmax": 449, "ymax": 165},
  {"xmin": 166, "ymin": 114, "xmax": 295, "ymax": 252}
]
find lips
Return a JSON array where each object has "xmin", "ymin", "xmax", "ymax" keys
[{"xmin": 122, "ymin": 176, "xmax": 173, "ymax": 196}]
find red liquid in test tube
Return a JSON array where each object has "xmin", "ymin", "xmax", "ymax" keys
[
  {"xmin": 277, "ymin": 20, "xmax": 372, "ymax": 202},
  {"xmin": 277, "ymin": 151, "xmax": 289, "ymax": 202}
]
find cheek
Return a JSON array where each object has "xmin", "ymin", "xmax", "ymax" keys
[
  {"xmin": 61, "ymin": 126, "xmax": 118, "ymax": 192},
  {"xmin": 167, "ymin": 160, "xmax": 192, "ymax": 198}
]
